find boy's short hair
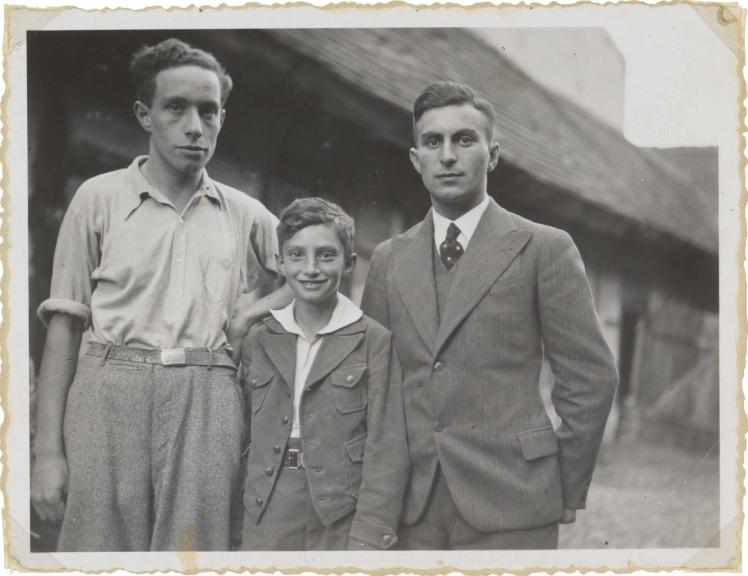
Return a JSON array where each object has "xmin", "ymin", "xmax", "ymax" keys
[
  {"xmin": 278, "ymin": 197, "xmax": 355, "ymax": 260},
  {"xmin": 130, "ymin": 38, "xmax": 233, "ymax": 106},
  {"xmin": 413, "ymin": 81, "xmax": 496, "ymax": 142}
]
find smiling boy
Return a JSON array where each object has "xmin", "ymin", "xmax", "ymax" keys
[
  {"xmin": 30, "ymin": 38, "xmax": 290, "ymax": 551},
  {"xmin": 239, "ymin": 197, "xmax": 408, "ymax": 550}
]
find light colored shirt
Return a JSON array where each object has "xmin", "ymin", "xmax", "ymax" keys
[
  {"xmin": 432, "ymin": 195, "xmax": 490, "ymax": 250},
  {"xmin": 38, "ymin": 156, "xmax": 279, "ymax": 350},
  {"xmin": 270, "ymin": 293, "xmax": 363, "ymax": 437}
]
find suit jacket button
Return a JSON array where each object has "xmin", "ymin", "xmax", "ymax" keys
[
  {"xmin": 382, "ymin": 534, "xmax": 392, "ymax": 544},
  {"xmin": 265, "ymin": 467, "xmax": 274, "ymax": 476},
  {"xmin": 282, "ymin": 415, "xmax": 289, "ymax": 424},
  {"xmin": 273, "ymin": 445, "xmax": 282, "ymax": 453},
  {"xmin": 433, "ymin": 361, "xmax": 443, "ymax": 371},
  {"xmin": 255, "ymin": 497, "xmax": 263, "ymax": 506},
  {"xmin": 346, "ymin": 374, "xmax": 355, "ymax": 383}
]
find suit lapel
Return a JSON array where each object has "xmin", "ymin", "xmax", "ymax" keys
[
  {"xmin": 257, "ymin": 323, "xmax": 297, "ymax": 391},
  {"xmin": 434, "ymin": 201, "xmax": 532, "ymax": 356},
  {"xmin": 305, "ymin": 322, "xmax": 365, "ymax": 388},
  {"xmin": 392, "ymin": 215, "xmax": 439, "ymax": 351}
]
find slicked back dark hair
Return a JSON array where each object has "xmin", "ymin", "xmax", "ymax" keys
[
  {"xmin": 130, "ymin": 38, "xmax": 233, "ymax": 106},
  {"xmin": 278, "ymin": 197, "xmax": 356, "ymax": 261},
  {"xmin": 413, "ymin": 81, "xmax": 496, "ymax": 142}
]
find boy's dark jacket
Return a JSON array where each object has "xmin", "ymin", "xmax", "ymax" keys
[{"xmin": 240, "ymin": 313, "xmax": 409, "ymax": 549}]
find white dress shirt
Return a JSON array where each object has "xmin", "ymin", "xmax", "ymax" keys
[
  {"xmin": 270, "ymin": 293, "xmax": 363, "ymax": 437},
  {"xmin": 432, "ymin": 195, "xmax": 490, "ymax": 251}
]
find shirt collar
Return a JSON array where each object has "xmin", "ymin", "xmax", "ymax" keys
[
  {"xmin": 125, "ymin": 155, "xmax": 223, "ymax": 217},
  {"xmin": 432, "ymin": 195, "xmax": 490, "ymax": 249},
  {"xmin": 270, "ymin": 293, "xmax": 363, "ymax": 339}
]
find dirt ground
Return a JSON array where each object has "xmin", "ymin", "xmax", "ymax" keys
[{"xmin": 559, "ymin": 440, "xmax": 720, "ymax": 549}]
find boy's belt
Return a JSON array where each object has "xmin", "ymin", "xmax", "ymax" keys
[
  {"xmin": 87, "ymin": 342, "xmax": 236, "ymax": 368},
  {"xmin": 284, "ymin": 438, "xmax": 304, "ymax": 470}
]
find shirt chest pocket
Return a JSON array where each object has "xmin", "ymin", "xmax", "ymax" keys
[
  {"xmin": 330, "ymin": 364, "xmax": 368, "ymax": 414},
  {"xmin": 247, "ymin": 366, "xmax": 274, "ymax": 414}
]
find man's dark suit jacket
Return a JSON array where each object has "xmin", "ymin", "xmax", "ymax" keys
[{"xmin": 361, "ymin": 199, "xmax": 618, "ymax": 533}]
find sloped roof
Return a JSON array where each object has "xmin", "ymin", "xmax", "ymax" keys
[{"xmin": 265, "ymin": 28, "xmax": 716, "ymax": 255}]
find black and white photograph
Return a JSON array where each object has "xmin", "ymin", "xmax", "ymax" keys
[{"xmin": 2, "ymin": 2, "xmax": 742, "ymax": 572}]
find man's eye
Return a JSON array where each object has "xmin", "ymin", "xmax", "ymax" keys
[
  {"xmin": 288, "ymin": 251, "xmax": 303, "ymax": 260},
  {"xmin": 426, "ymin": 137, "xmax": 440, "ymax": 148},
  {"xmin": 167, "ymin": 103, "xmax": 183, "ymax": 113},
  {"xmin": 458, "ymin": 135, "xmax": 475, "ymax": 146},
  {"xmin": 319, "ymin": 251, "xmax": 336, "ymax": 261},
  {"xmin": 201, "ymin": 107, "xmax": 218, "ymax": 119}
]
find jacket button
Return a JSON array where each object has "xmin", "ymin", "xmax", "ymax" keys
[
  {"xmin": 346, "ymin": 374, "xmax": 355, "ymax": 383},
  {"xmin": 382, "ymin": 534, "xmax": 392, "ymax": 544},
  {"xmin": 251, "ymin": 377, "xmax": 257, "ymax": 385},
  {"xmin": 286, "ymin": 390, "xmax": 291, "ymax": 397},
  {"xmin": 255, "ymin": 497, "xmax": 263, "ymax": 506},
  {"xmin": 434, "ymin": 361, "xmax": 443, "ymax": 371},
  {"xmin": 273, "ymin": 445, "xmax": 282, "ymax": 453},
  {"xmin": 282, "ymin": 415, "xmax": 289, "ymax": 424},
  {"xmin": 265, "ymin": 467, "xmax": 274, "ymax": 476}
]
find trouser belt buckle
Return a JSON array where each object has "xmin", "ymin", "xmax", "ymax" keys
[
  {"xmin": 161, "ymin": 348, "xmax": 187, "ymax": 365},
  {"xmin": 287, "ymin": 449, "xmax": 303, "ymax": 470}
]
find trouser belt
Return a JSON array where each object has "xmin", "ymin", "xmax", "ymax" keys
[
  {"xmin": 87, "ymin": 342, "xmax": 236, "ymax": 369},
  {"xmin": 284, "ymin": 437, "xmax": 305, "ymax": 470}
]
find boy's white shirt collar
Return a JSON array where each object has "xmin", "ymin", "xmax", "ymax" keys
[
  {"xmin": 270, "ymin": 292, "xmax": 363, "ymax": 339},
  {"xmin": 432, "ymin": 195, "xmax": 490, "ymax": 250}
]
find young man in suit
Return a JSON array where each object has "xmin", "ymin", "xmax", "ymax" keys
[{"xmin": 361, "ymin": 81, "xmax": 619, "ymax": 550}]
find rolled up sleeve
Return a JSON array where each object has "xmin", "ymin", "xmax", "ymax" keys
[
  {"xmin": 245, "ymin": 208, "xmax": 279, "ymax": 291},
  {"xmin": 37, "ymin": 200, "xmax": 99, "ymax": 329}
]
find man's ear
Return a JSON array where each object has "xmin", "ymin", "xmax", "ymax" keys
[
  {"xmin": 488, "ymin": 140, "xmax": 500, "ymax": 173},
  {"xmin": 409, "ymin": 147, "xmax": 422, "ymax": 174},
  {"xmin": 345, "ymin": 253, "xmax": 358, "ymax": 277},
  {"xmin": 220, "ymin": 108, "xmax": 226, "ymax": 128},
  {"xmin": 133, "ymin": 101, "xmax": 152, "ymax": 133}
]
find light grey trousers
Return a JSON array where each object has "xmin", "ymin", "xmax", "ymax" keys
[{"xmin": 58, "ymin": 351, "xmax": 245, "ymax": 551}]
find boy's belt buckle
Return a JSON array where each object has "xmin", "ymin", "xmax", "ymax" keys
[
  {"xmin": 161, "ymin": 348, "xmax": 187, "ymax": 365},
  {"xmin": 287, "ymin": 449, "xmax": 303, "ymax": 470}
]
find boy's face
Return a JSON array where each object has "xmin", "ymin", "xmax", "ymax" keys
[
  {"xmin": 277, "ymin": 224, "xmax": 356, "ymax": 309},
  {"xmin": 134, "ymin": 65, "xmax": 225, "ymax": 176}
]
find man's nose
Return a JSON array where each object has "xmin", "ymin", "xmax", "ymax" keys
[
  {"xmin": 183, "ymin": 108, "xmax": 203, "ymax": 138},
  {"xmin": 439, "ymin": 141, "xmax": 457, "ymax": 165}
]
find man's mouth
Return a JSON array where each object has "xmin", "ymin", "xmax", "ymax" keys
[
  {"xmin": 437, "ymin": 172, "xmax": 463, "ymax": 179},
  {"xmin": 299, "ymin": 279, "xmax": 326, "ymax": 289},
  {"xmin": 178, "ymin": 145, "xmax": 208, "ymax": 153}
]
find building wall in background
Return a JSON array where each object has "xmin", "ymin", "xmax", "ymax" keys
[{"xmin": 474, "ymin": 28, "xmax": 625, "ymax": 133}]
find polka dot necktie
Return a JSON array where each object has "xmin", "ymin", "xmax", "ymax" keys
[{"xmin": 439, "ymin": 223, "xmax": 464, "ymax": 270}]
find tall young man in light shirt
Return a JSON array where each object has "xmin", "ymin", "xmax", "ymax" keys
[
  {"xmin": 362, "ymin": 81, "xmax": 618, "ymax": 549},
  {"xmin": 30, "ymin": 38, "xmax": 291, "ymax": 551}
]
